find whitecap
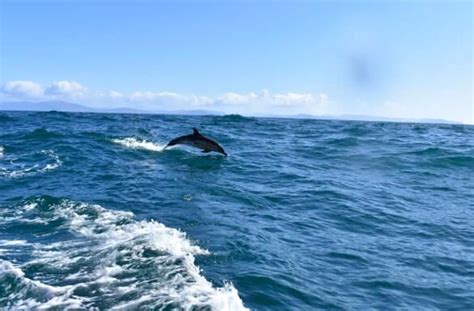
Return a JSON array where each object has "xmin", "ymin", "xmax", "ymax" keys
[
  {"xmin": 0, "ymin": 240, "xmax": 27, "ymax": 246},
  {"xmin": 0, "ymin": 149, "xmax": 62, "ymax": 178},
  {"xmin": 38, "ymin": 150, "xmax": 62, "ymax": 172},
  {"xmin": 112, "ymin": 137, "xmax": 166, "ymax": 152}
]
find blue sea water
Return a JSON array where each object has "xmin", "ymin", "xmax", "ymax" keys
[{"xmin": 0, "ymin": 111, "xmax": 473, "ymax": 310}]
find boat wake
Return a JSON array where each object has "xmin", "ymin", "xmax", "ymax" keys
[{"xmin": 0, "ymin": 197, "xmax": 248, "ymax": 310}]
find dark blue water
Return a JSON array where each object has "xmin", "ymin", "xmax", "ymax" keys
[{"xmin": 1, "ymin": 111, "xmax": 473, "ymax": 310}]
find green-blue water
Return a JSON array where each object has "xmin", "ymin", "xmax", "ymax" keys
[{"xmin": 1, "ymin": 111, "xmax": 473, "ymax": 310}]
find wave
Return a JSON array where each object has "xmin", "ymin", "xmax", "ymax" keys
[
  {"xmin": 0, "ymin": 114, "xmax": 16, "ymax": 122},
  {"xmin": 437, "ymin": 155, "xmax": 474, "ymax": 167},
  {"xmin": 137, "ymin": 127, "xmax": 151, "ymax": 135},
  {"xmin": 0, "ymin": 197, "xmax": 248, "ymax": 310},
  {"xmin": 22, "ymin": 128, "xmax": 63, "ymax": 140},
  {"xmin": 0, "ymin": 260, "xmax": 82, "ymax": 309},
  {"xmin": 0, "ymin": 149, "xmax": 62, "ymax": 178},
  {"xmin": 214, "ymin": 114, "xmax": 253, "ymax": 122},
  {"xmin": 112, "ymin": 137, "xmax": 166, "ymax": 152},
  {"xmin": 407, "ymin": 147, "xmax": 450, "ymax": 156},
  {"xmin": 402, "ymin": 147, "xmax": 474, "ymax": 168},
  {"xmin": 0, "ymin": 145, "xmax": 3, "ymax": 158},
  {"xmin": 326, "ymin": 137, "xmax": 359, "ymax": 147}
]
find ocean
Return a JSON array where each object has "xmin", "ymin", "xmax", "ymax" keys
[{"xmin": 0, "ymin": 111, "xmax": 473, "ymax": 310}]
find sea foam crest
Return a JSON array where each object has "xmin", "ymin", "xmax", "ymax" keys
[
  {"xmin": 0, "ymin": 260, "xmax": 82, "ymax": 309},
  {"xmin": 0, "ymin": 198, "xmax": 249, "ymax": 310},
  {"xmin": 112, "ymin": 137, "xmax": 166, "ymax": 152}
]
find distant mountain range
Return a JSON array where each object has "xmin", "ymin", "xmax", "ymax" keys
[
  {"xmin": 0, "ymin": 100, "xmax": 460, "ymax": 124},
  {"xmin": 0, "ymin": 101, "xmax": 222, "ymax": 116},
  {"xmin": 1, "ymin": 101, "xmax": 92, "ymax": 113}
]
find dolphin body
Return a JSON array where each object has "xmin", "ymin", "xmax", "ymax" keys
[{"xmin": 165, "ymin": 128, "xmax": 228, "ymax": 156}]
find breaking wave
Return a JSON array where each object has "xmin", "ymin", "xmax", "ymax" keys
[{"xmin": 0, "ymin": 196, "xmax": 248, "ymax": 310}]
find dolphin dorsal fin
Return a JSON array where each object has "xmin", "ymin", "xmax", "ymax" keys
[{"xmin": 193, "ymin": 128, "xmax": 200, "ymax": 136}]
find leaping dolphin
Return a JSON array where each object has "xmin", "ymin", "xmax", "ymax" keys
[{"xmin": 165, "ymin": 128, "xmax": 228, "ymax": 156}]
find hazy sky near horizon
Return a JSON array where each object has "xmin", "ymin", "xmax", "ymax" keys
[{"xmin": 0, "ymin": 1, "xmax": 472, "ymax": 123}]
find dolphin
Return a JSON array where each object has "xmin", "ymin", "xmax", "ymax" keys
[{"xmin": 165, "ymin": 128, "xmax": 228, "ymax": 156}]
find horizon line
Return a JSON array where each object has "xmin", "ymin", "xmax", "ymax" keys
[{"xmin": 0, "ymin": 100, "xmax": 466, "ymax": 126}]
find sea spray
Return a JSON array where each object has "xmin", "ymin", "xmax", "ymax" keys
[{"xmin": 112, "ymin": 137, "xmax": 166, "ymax": 152}]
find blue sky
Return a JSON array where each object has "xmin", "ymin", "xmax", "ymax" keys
[{"xmin": 0, "ymin": 1, "xmax": 472, "ymax": 123}]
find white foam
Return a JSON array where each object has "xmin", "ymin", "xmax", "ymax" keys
[
  {"xmin": 0, "ymin": 199, "xmax": 249, "ymax": 310},
  {"xmin": 112, "ymin": 137, "xmax": 166, "ymax": 152},
  {"xmin": 0, "ymin": 240, "xmax": 27, "ymax": 246},
  {"xmin": 0, "ymin": 259, "xmax": 82, "ymax": 309},
  {"xmin": 38, "ymin": 150, "xmax": 62, "ymax": 172},
  {"xmin": 0, "ymin": 145, "xmax": 4, "ymax": 158},
  {"xmin": 0, "ymin": 149, "xmax": 62, "ymax": 178}
]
